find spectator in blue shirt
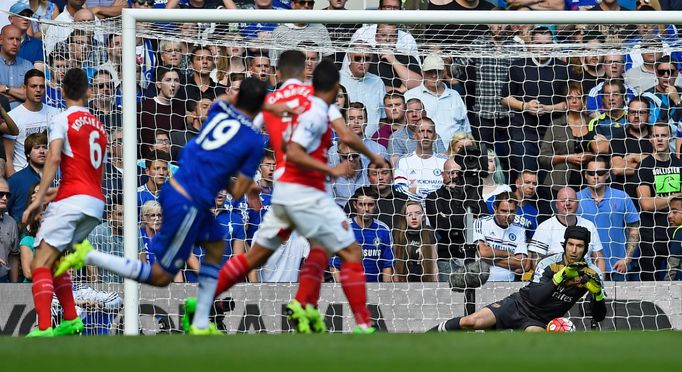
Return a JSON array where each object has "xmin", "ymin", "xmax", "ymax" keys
[
  {"xmin": 213, "ymin": 189, "xmax": 247, "ymax": 267},
  {"xmin": 44, "ymin": 50, "xmax": 68, "ymax": 109},
  {"xmin": 7, "ymin": 132, "xmax": 45, "ymax": 222},
  {"xmin": 331, "ymin": 187, "xmax": 394, "ymax": 283},
  {"xmin": 0, "ymin": 25, "xmax": 33, "ymax": 109},
  {"xmin": 577, "ymin": 156, "xmax": 641, "ymax": 280},
  {"xmin": 8, "ymin": 3, "xmax": 43, "ymax": 66},
  {"xmin": 139, "ymin": 200, "xmax": 162, "ymax": 266},
  {"xmin": 137, "ymin": 150, "xmax": 169, "ymax": 209},
  {"xmin": 245, "ymin": 149, "xmax": 275, "ymax": 243},
  {"xmin": 240, "ymin": 0, "xmax": 278, "ymax": 40}
]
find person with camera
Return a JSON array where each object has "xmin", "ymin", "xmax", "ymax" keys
[{"xmin": 425, "ymin": 146, "xmax": 488, "ymax": 282}]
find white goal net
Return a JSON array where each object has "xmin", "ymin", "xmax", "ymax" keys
[{"xmin": 1, "ymin": 8, "xmax": 680, "ymax": 335}]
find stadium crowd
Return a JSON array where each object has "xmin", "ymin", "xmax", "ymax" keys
[{"xmin": 1, "ymin": 0, "xmax": 682, "ymax": 288}]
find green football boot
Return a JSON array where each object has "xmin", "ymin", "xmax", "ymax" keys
[
  {"xmin": 53, "ymin": 317, "xmax": 84, "ymax": 336},
  {"xmin": 188, "ymin": 323, "xmax": 223, "ymax": 336},
  {"xmin": 181, "ymin": 297, "xmax": 197, "ymax": 333},
  {"xmin": 285, "ymin": 300, "xmax": 311, "ymax": 334},
  {"xmin": 353, "ymin": 325, "xmax": 376, "ymax": 334},
  {"xmin": 54, "ymin": 240, "xmax": 94, "ymax": 277},
  {"xmin": 305, "ymin": 304, "xmax": 327, "ymax": 333},
  {"xmin": 26, "ymin": 327, "xmax": 54, "ymax": 337}
]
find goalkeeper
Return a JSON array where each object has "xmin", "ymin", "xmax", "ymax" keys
[{"xmin": 430, "ymin": 226, "xmax": 606, "ymax": 332}]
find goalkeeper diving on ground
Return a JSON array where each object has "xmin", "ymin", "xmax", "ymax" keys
[{"xmin": 430, "ymin": 225, "xmax": 606, "ymax": 332}]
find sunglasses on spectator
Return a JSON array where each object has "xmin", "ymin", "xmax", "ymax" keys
[
  {"xmin": 294, "ymin": 0, "xmax": 315, "ymax": 5},
  {"xmin": 657, "ymin": 68, "xmax": 677, "ymax": 76},
  {"xmin": 340, "ymin": 153, "xmax": 360, "ymax": 161},
  {"xmin": 136, "ymin": 0, "xmax": 155, "ymax": 5},
  {"xmin": 0, "ymin": 191, "xmax": 11, "ymax": 199},
  {"xmin": 352, "ymin": 55, "xmax": 370, "ymax": 63},
  {"xmin": 585, "ymin": 170, "xmax": 608, "ymax": 177},
  {"xmin": 95, "ymin": 82, "xmax": 113, "ymax": 89}
]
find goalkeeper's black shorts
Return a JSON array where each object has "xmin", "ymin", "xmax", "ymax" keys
[{"xmin": 485, "ymin": 293, "xmax": 546, "ymax": 330}]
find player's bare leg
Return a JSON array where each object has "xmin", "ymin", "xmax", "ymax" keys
[
  {"xmin": 429, "ymin": 308, "xmax": 497, "ymax": 332},
  {"xmin": 28, "ymin": 242, "xmax": 82, "ymax": 337},
  {"xmin": 335, "ymin": 242, "xmax": 374, "ymax": 333}
]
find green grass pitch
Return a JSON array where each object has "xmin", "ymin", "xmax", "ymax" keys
[{"xmin": 1, "ymin": 332, "xmax": 679, "ymax": 371}]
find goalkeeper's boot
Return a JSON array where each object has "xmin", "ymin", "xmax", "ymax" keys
[
  {"xmin": 26, "ymin": 327, "xmax": 54, "ymax": 338},
  {"xmin": 53, "ymin": 317, "xmax": 84, "ymax": 336},
  {"xmin": 285, "ymin": 300, "xmax": 311, "ymax": 334},
  {"xmin": 305, "ymin": 304, "xmax": 327, "ymax": 334},
  {"xmin": 188, "ymin": 323, "xmax": 223, "ymax": 336},
  {"xmin": 54, "ymin": 240, "xmax": 94, "ymax": 277},
  {"xmin": 181, "ymin": 297, "xmax": 197, "ymax": 334},
  {"xmin": 353, "ymin": 325, "xmax": 376, "ymax": 335}
]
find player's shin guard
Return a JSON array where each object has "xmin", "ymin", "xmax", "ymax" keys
[
  {"xmin": 193, "ymin": 263, "xmax": 220, "ymax": 330},
  {"xmin": 215, "ymin": 254, "xmax": 249, "ymax": 297},
  {"xmin": 295, "ymin": 247, "xmax": 328, "ymax": 307},
  {"xmin": 31, "ymin": 267, "xmax": 55, "ymax": 330},
  {"xmin": 340, "ymin": 262, "xmax": 371, "ymax": 328},
  {"xmin": 53, "ymin": 273, "xmax": 78, "ymax": 320},
  {"xmin": 428, "ymin": 317, "xmax": 462, "ymax": 332}
]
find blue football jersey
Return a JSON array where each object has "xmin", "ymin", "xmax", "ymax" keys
[
  {"xmin": 173, "ymin": 101, "xmax": 264, "ymax": 210},
  {"xmin": 331, "ymin": 219, "xmax": 393, "ymax": 282},
  {"xmin": 246, "ymin": 184, "xmax": 273, "ymax": 241}
]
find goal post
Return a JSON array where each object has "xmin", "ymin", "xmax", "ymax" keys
[{"xmin": 113, "ymin": 9, "xmax": 682, "ymax": 335}]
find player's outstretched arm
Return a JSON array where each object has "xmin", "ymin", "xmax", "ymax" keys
[
  {"xmin": 22, "ymin": 139, "xmax": 62, "ymax": 225},
  {"xmin": 330, "ymin": 119, "xmax": 388, "ymax": 169}
]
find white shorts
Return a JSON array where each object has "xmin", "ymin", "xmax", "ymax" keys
[
  {"xmin": 35, "ymin": 196, "xmax": 104, "ymax": 252},
  {"xmin": 254, "ymin": 195, "xmax": 356, "ymax": 253}
]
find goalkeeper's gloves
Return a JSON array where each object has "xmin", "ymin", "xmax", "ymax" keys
[
  {"xmin": 580, "ymin": 271, "xmax": 605, "ymax": 301},
  {"xmin": 552, "ymin": 262, "xmax": 586, "ymax": 285}
]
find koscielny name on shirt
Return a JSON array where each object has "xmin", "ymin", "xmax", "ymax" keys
[
  {"xmin": 654, "ymin": 167, "xmax": 681, "ymax": 176},
  {"xmin": 266, "ymin": 85, "xmax": 312, "ymax": 104},
  {"xmin": 72, "ymin": 115, "xmax": 106, "ymax": 133}
]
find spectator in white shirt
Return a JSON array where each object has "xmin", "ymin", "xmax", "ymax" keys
[
  {"xmin": 474, "ymin": 192, "xmax": 530, "ymax": 282},
  {"xmin": 340, "ymin": 43, "xmax": 386, "ymax": 137},
  {"xmin": 348, "ymin": 0, "xmax": 419, "ymax": 64},
  {"xmin": 404, "ymin": 53, "xmax": 470, "ymax": 149},
  {"xmin": 394, "ymin": 117, "xmax": 447, "ymax": 201},
  {"xmin": 529, "ymin": 187, "xmax": 606, "ymax": 272}
]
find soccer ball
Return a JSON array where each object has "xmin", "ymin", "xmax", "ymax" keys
[{"xmin": 546, "ymin": 317, "xmax": 576, "ymax": 333}]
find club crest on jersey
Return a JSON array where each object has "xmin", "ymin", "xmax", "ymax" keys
[
  {"xmin": 373, "ymin": 237, "xmax": 381, "ymax": 247},
  {"xmin": 509, "ymin": 233, "xmax": 517, "ymax": 241},
  {"xmin": 433, "ymin": 169, "xmax": 442, "ymax": 176}
]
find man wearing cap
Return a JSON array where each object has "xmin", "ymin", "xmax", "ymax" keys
[
  {"xmin": 404, "ymin": 53, "xmax": 470, "ymax": 148},
  {"xmin": 430, "ymin": 225, "xmax": 606, "ymax": 332},
  {"xmin": 7, "ymin": 2, "xmax": 43, "ymax": 66}
]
